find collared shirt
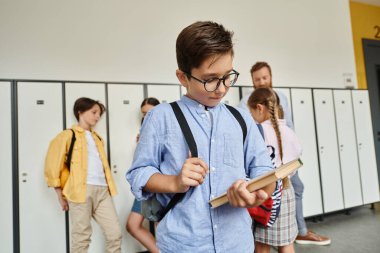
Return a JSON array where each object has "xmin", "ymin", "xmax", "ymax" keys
[
  {"xmin": 44, "ymin": 125, "xmax": 117, "ymax": 203},
  {"xmin": 126, "ymin": 95, "xmax": 273, "ymax": 253},
  {"xmin": 238, "ymin": 90, "xmax": 294, "ymax": 130}
]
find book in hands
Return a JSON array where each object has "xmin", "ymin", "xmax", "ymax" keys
[{"xmin": 208, "ymin": 159, "xmax": 303, "ymax": 208}]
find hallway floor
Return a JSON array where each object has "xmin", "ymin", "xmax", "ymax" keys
[{"xmin": 288, "ymin": 204, "xmax": 380, "ymax": 253}]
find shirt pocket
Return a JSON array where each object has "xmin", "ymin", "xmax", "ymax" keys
[{"xmin": 223, "ymin": 134, "xmax": 242, "ymax": 167}]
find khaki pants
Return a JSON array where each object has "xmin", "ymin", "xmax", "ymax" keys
[{"xmin": 69, "ymin": 185, "xmax": 122, "ymax": 253}]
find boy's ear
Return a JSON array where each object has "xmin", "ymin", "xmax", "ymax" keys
[{"xmin": 176, "ymin": 69, "xmax": 189, "ymax": 88}]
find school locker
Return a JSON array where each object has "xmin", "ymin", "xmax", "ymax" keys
[
  {"xmin": 333, "ymin": 90, "xmax": 363, "ymax": 208},
  {"xmin": 18, "ymin": 82, "xmax": 66, "ymax": 253},
  {"xmin": 352, "ymin": 90, "xmax": 380, "ymax": 204},
  {"xmin": 147, "ymin": 84, "xmax": 181, "ymax": 104},
  {"xmin": 107, "ymin": 84, "xmax": 145, "ymax": 253},
  {"xmin": 313, "ymin": 89, "xmax": 344, "ymax": 213},
  {"xmin": 291, "ymin": 89, "xmax": 323, "ymax": 216},
  {"xmin": 0, "ymin": 82, "xmax": 13, "ymax": 253},
  {"xmin": 65, "ymin": 82, "xmax": 108, "ymax": 253}
]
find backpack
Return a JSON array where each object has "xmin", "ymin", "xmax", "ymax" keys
[{"xmin": 141, "ymin": 102, "xmax": 247, "ymax": 222}]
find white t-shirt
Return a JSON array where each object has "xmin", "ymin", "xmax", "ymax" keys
[{"xmin": 85, "ymin": 130, "xmax": 107, "ymax": 186}]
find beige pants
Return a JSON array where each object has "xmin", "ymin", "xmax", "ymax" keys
[{"xmin": 69, "ymin": 185, "xmax": 122, "ymax": 253}]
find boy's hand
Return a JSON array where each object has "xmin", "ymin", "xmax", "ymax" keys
[
  {"xmin": 227, "ymin": 179, "xmax": 268, "ymax": 208},
  {"xmin": 175, "ymin": 153, "xmax": 208, "ymax": 193},
  {"xmin": 55, "ymin": 187, "xmax": 69, "ymax": 211}
]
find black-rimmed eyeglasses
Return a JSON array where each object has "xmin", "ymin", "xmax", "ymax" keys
[{"xmin": 185, "ymin": 69, "xmax": 239, "ymax": 92}]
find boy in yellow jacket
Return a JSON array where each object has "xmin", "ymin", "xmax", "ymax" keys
[{"xmin": 44, "ymin": 97, "xmax": 121, "ymax": 253}]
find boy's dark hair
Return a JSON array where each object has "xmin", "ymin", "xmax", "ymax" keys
[
  {"xmin": 176, "ymin": 21, "xmax": 234, "ymax": 75},
  {"xmin": 140, "ymin": 97, "xmax": 160, "ymax": 108},
  {"xmin": 250, "ymin": 61, "xmax": 272, "ymax": 77},
  {"xmin": 73, "ymin": 97, "xmax": 106, "ymax": 121}
]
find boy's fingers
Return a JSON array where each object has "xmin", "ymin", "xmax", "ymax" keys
[
  {"xmin": 184, "ymin": 170, "xmax": 204, "ymax": 183},
  {"xmin": 187, "ymin": 158, "xmax": 209, "ymax": 173}
]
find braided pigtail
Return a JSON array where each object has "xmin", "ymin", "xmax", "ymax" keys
[{"xmin": 268, "ymin": 99, "xmax": 283, "ymax": 162}]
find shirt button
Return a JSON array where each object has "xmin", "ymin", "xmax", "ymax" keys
[
  {"xmin": 211, "ymin": 194, "xmax": 215, "ymax": 199},
  {"xmin": 211, "ymin": 167, "xmax": 216, "ymax": 172},
  {"xmin": 201, "ymin": 114, "xmax": 205, "ymax": 117},
  {"xmin": 214, "ymin": 224, "xmax": 218, "ymax": 229},
  {"xmin": 211, "ymin": 139, "xmax": 215, "ymax": 142},
  {"xmin": 198, "ymin": 104, "xmax": 203, "ymax": 108}
]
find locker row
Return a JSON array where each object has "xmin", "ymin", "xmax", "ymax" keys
[{"xmin": 0, "ymin": 81, "xmax": 379, "ymax": 253}]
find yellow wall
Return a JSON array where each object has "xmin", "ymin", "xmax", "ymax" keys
[{"xmin": 350, "ymin": 2, "xmax": 380, "ymax": 89}]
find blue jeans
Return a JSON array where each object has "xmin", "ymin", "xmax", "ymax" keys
[{"xmin": 291, "ymin": 171, "xmax": 308, "ymax": 236}]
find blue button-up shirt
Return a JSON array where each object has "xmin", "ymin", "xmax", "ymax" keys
[{"xmin": 126, "ymin": 95, "xmax": 273, "ymax": 253}]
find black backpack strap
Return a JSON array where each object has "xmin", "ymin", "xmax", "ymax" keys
[
  {"xmin": 158, "ymin": 102, "xmax": 198, "ymax": 220},
  {"xmin": 225, "ymin": 104, "xmax": 247, "ymax": 143},
  {"xmin": 66, "ymin": 129, "xmax": 76, "ymax": 171},
  {"xmin": 169, "ymin": 102, "xmax": 198, "ymax": 157}
]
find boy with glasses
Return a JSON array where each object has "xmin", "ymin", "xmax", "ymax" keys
[{"xmin": 126, "ymin": 21, "xmax": 275, "ymax": 253}]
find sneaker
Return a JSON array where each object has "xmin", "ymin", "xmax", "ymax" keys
[{"xmin": 295, "ymin": 230, "xmax": 331, "ymax": 245}]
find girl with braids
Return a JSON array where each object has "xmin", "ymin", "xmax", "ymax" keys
[{"xmin": 248, "ymin": 87, "xmax": 302, "ymax": 253}]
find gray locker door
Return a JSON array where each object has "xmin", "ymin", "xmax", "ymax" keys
[
  {"xmin": 313, "ymin": 89, "xmax": 344, "ymax": 213},
  {"xmin": 221, "ymin": 87, "xmax": 240, "ymax": 106},
  {"xmin": 333, "ymin": 90, "xmax": 363, "ymax": 208},
  {"xmin": 65, "ymin": 83, "xmax": 108, "ymax": 253},
  {"xmin": 108, "ymin": 84, "xmax": 145, "ymax": 253},
  {"xmin": 147, "ymin": 84, "xmax": 181, "ymax": 104},
  {"xmin": 0, "ymin": 82, "xmax": 13, "ymax": 253},
  {"xmin": 291, "ymin": 89, "xmax": 323, "ymax": 216},
  {"xmin": 18, "ymin": 82, "xmax": 66, "ymax": 253},
  {"xmin": 352, "ymin": 90, "xmax": 380, "ymax": 204}
]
